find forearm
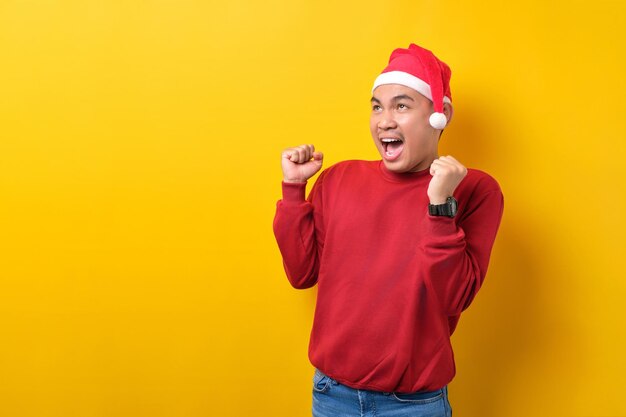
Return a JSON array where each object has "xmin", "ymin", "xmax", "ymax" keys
[
  {"xmin": 421, "ymin": 218, "xmax": 482, "ymax": 315},
  {"xmin": 421, "ymin": 190, "xmax": 504, "ymax": 315},
  {"xmin": 273, "ymin": 181, "xmax": 320, "ymax": 289}
]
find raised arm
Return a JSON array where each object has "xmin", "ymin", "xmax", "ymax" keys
[
  {"xmin": 422, "ymin": 156, "xmax": 504, "ymax": 316},
  {"xmin": 273, "ymin": 145, "xmax": 325, "ymax": 289}
]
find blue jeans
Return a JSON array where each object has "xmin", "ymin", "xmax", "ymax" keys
[{"xmin": 312, "ymin": 369, "xmax": 452, "ymax": 417}]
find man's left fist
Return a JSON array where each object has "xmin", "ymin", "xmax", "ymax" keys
[{"xmin": 427, "ymin": 156, "xmax": 468, "ymax": 204}]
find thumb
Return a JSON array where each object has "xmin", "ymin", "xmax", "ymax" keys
[{"xmin": 312, "ymin": 151, "xmax": 324, "ymax": 162}]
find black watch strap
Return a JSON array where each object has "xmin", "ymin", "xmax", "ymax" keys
[{"xmin": 428, "ymin": 196, "xmax": 458, "ymax": 218}]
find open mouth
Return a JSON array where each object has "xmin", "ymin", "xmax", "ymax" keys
[{"xmin": 381, "ymin": 138, "xmax": 404, "ymax": 161}]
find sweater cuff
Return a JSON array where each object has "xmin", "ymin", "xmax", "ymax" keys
[
  {"xmin": 281, "ymin": 181, "xmax": 307, "ymax": 202},
  {"xmin": 425, "ymin": 214, "xmax": 459, "ymax": 236}
]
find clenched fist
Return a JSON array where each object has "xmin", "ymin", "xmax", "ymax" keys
[
  {"xmin": 281, "ymin": 144, "xmax": 324, "ymax": 183},
  {"xmin": 427, "ymin": 155, "xmax": 467, "ymax": 204}
]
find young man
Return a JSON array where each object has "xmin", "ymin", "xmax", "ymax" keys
[{"xmin": 273, "ymin": 43, "xmax": 504, "ymax": 417}]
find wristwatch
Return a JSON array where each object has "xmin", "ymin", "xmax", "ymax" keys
[{"xmin": 428, "ymin": 196, "xmax": 458, "ymax": 218}]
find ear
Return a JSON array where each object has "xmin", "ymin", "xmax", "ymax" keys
[{"xmin": 443, "ymin": 102, "xmax": 453, "ymax": 125}]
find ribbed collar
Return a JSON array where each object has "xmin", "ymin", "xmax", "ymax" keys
[{"xmin": 377, "ymin": 160, "xmax": 431, "ymax": 183}]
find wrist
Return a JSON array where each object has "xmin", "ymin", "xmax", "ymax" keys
[
  {"xmin": 283, "ymin": 178, "xmax": 307, "ymax": 184},
  {"xmin": 429, "ymin": 195, "xmax": 449, "ymax": 205}
]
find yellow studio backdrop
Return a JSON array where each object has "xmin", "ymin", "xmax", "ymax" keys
[{"xmin": 0, "ymin": 1, "xmax": 624, "ymax": 416}]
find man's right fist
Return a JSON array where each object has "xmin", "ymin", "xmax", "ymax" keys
[{"xmin": 281, "ymin": 144, "xmax": 324, "ymax": 183}]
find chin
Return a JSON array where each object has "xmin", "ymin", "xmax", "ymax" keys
[{"xmin": 382, "ymin": 159, "xmax": 409, "ymax": 173}]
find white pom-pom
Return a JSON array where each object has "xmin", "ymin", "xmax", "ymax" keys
[{"xmin": 429, "ymin": 112, "xmax": 447, "ymax": 130}]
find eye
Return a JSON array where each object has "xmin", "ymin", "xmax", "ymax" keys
[
  {"xmin": 372, "ymin": 104, "xmax": 382, "ymax": 112},
  {"xmin": 397, "ymin": 103, "xmax": 408, "ymax": 110}
]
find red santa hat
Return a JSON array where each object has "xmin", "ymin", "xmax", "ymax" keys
[{"xmin": 372, "ymin": 43, "xmax": 452, "ymax": 130}]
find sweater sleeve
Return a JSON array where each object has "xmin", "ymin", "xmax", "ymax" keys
[
  {"xmin": 420, "ymin": 186, "xmax": 504, "ymax": 316},
  {"xmin": 272, "ymin": 173, "xmax": 326, "ymax": 289}
]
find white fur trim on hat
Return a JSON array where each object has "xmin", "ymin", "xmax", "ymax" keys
[{"xmin": 372, "ymin": 71, "xmax": 452, "ymax": 104}]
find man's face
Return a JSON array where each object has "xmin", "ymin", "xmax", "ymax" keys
[{"xmin": 370, "ymin": 84, "xmax": 440, "ymax": 173}]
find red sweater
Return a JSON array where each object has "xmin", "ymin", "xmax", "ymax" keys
[{"xmin": 273, "ymin": 160, "xmax": 504, "ymax": 393}]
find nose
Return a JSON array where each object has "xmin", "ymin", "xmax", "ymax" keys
[{"xmin": 378, "ymin": 110, "xmax": 397, "ymax": 130}]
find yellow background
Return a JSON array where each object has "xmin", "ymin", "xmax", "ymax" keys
[{"xmin": 1, "ymin": 1, "xmax": 625, "ymax": 416}]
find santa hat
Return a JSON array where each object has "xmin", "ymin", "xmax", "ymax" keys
[{"xmin": 372, "ymin": 43, "xmax": 452, "ymax": 130}]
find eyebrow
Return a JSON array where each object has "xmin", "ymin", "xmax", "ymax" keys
[{"xmin": 370, "ymin": 94, "xmax": 415, "ymax": 103}]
